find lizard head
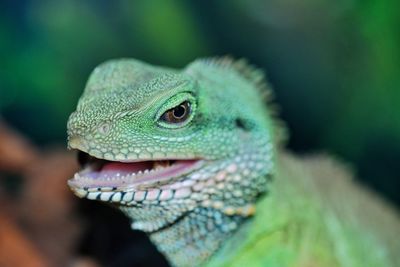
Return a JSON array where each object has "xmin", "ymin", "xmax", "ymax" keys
[{"xmin": 67, "ymin": 57, "xmax": 278, "ymax": 236}]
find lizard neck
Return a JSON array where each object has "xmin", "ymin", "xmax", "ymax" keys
[
  {"xmin": 120, "ymin": 130, "xmax": 275, "ymax": 266},
  {"xmin": 148, "ymin": 207, "xmax": 247, "ymax": 267}
]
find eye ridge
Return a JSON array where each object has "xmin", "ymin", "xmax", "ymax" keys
[{"xmin": 162, "ymin": 101, "xmax": 191, "ymax": 124}]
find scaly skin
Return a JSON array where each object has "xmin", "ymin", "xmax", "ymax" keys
[{"xmin": 67, "ymin": 58, "xmax": 400, "ymax": 267}]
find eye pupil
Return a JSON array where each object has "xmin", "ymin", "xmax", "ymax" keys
[
  {"xmin": 172, "ymin": 104, "xmax": 186, "ymax": 119},
  {"xmin": 162, "ymin": 101, "xmax": 191, "ymax": 124}
]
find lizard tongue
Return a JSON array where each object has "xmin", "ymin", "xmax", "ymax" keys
[{"xmin": 100, "ymin": 161, "xmax": 153, "ymax": 176}]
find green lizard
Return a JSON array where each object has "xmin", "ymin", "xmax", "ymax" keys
[{"xmin": 67, "ymin": 57, "xmax": 400, "ymax": 267}]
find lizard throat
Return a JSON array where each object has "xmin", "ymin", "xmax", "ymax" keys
[{"xmin": 68, "ymin": 151, "xmax": 203, "ymax": 195}]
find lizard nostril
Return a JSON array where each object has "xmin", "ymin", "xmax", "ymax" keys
[{"xmin": 98, "ymin": 122, "xmax": 111, "ymax": 135}]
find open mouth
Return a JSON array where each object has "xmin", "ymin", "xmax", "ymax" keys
[{"xmin": 68, "ymin": 151, "xmax": 203, "ymax": 192}]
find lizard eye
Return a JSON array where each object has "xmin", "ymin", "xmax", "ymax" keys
[{"xmin": 161, "ymin": 101, "xmax": 191, "ymax": 124}]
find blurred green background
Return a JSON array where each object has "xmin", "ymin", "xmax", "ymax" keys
[{"xmin": 1, "ymin": 0, "xmax": 399, "ymax": 204}]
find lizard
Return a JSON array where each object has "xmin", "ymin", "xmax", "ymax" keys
[{"xmin": 67, "ymin": 57, "xmax": 400, "ymax": 267}]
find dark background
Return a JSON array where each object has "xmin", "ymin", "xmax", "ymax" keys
[{"xmin": 1, "ymin": 1, "xmax": 399, "ymax": 266}]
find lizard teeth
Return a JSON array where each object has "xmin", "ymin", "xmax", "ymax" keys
[
  {"xmin": 68, "ymin": 159, "xmax": 202, "ymax": 193},
  {"xmin": 153, "ymin": 160, "xmax": 171, "ymax": 170},
  {"xmin": 74, "ymin": 160, "xmax": 176, "ymax": 181}
]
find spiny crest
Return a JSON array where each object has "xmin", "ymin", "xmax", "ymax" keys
[
  {"xmin": 198, "ymin": 56, "xmax": 288, "ymax": 145},
  {"xmin": 198, "ymin": 56, "xmax": 272, "ymax": 102}
]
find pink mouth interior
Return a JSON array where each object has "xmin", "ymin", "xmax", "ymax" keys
[
  {"xmin": 70, "ymin": 158, "xmax": 201, "ymax": 189},
  {"xmin": 101, "ymin": 161, "xmax": 154, "ymax": 174}
]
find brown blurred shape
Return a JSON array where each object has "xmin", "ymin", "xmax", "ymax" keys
[{"xmin": 0, "ymin": 120, "xmax": 100, "ymax": 267}]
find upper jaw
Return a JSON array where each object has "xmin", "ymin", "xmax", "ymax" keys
[
  {"xmin": 68, "ymin": 136, "xmax": 198, "ymax": 162},
  {"xmin": 68, "ymin": 150, "xmax": 204, "ymax": 195}
]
